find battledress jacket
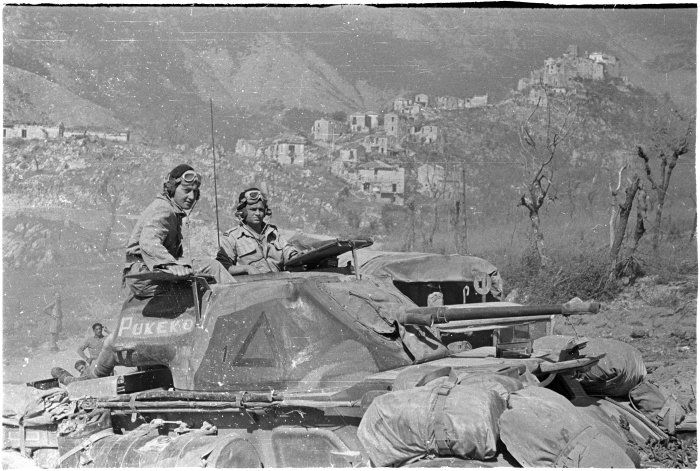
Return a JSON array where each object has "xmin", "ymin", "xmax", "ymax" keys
[
  {"xmin": 125, "ymin": 193, "xmax": 187, "ymax": 270},
  {"xmin": 216, "ymin": 221, "xmax": 298, "ymax": 273}
]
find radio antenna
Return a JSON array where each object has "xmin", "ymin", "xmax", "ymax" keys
[{"xmin": 209, "ymin": 98, "xmax": 221, "ymax": 248}]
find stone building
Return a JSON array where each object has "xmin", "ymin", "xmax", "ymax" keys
[
  {"xmin": 3, "ymin": 123, "xmax": 62, "ymax": 140},
  {"xmin": 414, "ymin": 94, "xmax": 429, "ymax": 107},
  {"xmin": 62, "ymin": 127, "xmax": 130, "ymax": 142},
  {"xmin": 410, "ymin": 125, "xmax": 439, "ymax": 144},
  {"xmin": 235, "ymin": 138, "xmax": 260, "ymax": 157},
  {"xmin": 349, "ymin": 112, "xmax": 368, "ymax": 133},
  {"xmin": 383, "ymin": 113, "xmax": 399, "ymax": 137},
  {"xmin": 366, "ymin": 112, "xmax": 380, "ymax": 130},
  {"xmin": 263, "ymin": 135, "xmax": 306, "ymax": 166},
  {"xmin": 362, "ymin": 134, "xmax": 388, "ymax": 155},
  {"xmin": 355, "ymin": 160, "xmax": 405, "ymax": 205},
  {"xmin": 312, "ymin": 118, "xmax": 332, "ymax": 141}
]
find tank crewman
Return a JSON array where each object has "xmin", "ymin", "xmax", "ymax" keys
[
  {"xmin": 123, "ymin": 164, "xmax": 235, "ymax": 298},
  {"xmin": 76, "ymin": 322, "xmax": 109, "ymax": 364},
  {"xmin": 216, "ymin": 187, "xmax": 299, "ymax": 275},
  {"xmin": 51, "ymin": 334, "xmax": 118, "ymax": 384}
]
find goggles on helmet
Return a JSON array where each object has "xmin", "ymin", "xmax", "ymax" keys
[
  {"xmin": 240, "ymin": 189, "xmax": 266, "ymax": 205},
  {"xmin": 175, "ymin": 170, "xmax": 201, "ymax": 185}
]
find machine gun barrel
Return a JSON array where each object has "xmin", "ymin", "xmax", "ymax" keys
[{"xmin": 398, "ymin": 299, "xmax": 599, "ymax": 326}]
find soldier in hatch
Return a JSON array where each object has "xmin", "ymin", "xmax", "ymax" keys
[
  {"xmin": 123, "ymin": 164, "xmax": 234, "ymax": 297},
  {"xmin": 216, "ymin": 187, "xmax": 299, "ymax": 275}
]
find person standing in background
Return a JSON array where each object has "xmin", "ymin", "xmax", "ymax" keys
[{"xmin": 42, "ymin": 292, "xmax": 63, "ymax": 352}]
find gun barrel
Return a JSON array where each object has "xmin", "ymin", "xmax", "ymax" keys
[{"xmin": 399, "ymin": 300, "xmax": 599, "ymax": 326}]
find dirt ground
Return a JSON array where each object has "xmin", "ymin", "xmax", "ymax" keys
[{"xmin": 2, "ymin": 275, "xmax": 697, "ymax": 468}]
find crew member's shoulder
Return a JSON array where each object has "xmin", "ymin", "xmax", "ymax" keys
[
  {"xmin": 223, "ymin": 223, "xmax": 246, "ymax": 237},
  {"xmin": 143, "ymin": 194, "xmax": 180, "ymax": 216}
]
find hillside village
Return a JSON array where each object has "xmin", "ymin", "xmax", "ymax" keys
[
  {"xmin": 231, "ymin": 45, "xmax": 626, "ymax": 206},
  {"xmin": 4, "ymin": 45, "xmax": 627, "ymax": 208}
]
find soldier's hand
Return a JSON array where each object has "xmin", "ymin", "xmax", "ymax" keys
[
  {"xmin": 165, "ymin": 264, "xmax": 193, "ymax": 277},
  {"xmin": 246, "ymin": 266, "xmax": 262, "ymax": 275}
]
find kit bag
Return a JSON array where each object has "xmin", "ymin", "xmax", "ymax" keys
[
  {"xmin": 357, "ymin": 374, "xmax": 506, "ymax": 466},
  {"xmin": 534, "ymin": 335, "xmax": 646, "ymax": 397},
  {"xmin": 629, "ymin": 380, "xmax": 686, "ymax": 433},
  {"xmin": 499, "ymin": 386, "xmax": 639, "ymax": 468}
]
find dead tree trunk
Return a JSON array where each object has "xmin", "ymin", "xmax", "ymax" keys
[
  {"xmin": 636, "ymin": 109, "xmax": 692, "ymax": 252},
  {"xmin": 609, "ymin": 175, "xmax": 640, "ymax": 267},
  {"xmin": 608, "ymin": 165, "xmax": 627, "ymax": 249}
]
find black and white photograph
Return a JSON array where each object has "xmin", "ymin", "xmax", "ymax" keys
[{"xmin": 2, "ymin": 3, "xmax": 697, "ymax": 468}]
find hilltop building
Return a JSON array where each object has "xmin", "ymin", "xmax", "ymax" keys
[{"xmin": 517, "ymin": 45, "xmax": 620, "ymax": 92}]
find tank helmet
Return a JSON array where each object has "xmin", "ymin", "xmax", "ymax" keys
[
  {"xmin": 237, "ymin": 187, "xmax": 271, "ymax": 216},
  {"xmin": 163, "ymin": 164, "xmax": 201, "ymax": 199}
]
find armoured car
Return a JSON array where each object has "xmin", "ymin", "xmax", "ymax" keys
[{"xmin": 3, "ymin": 238, "xmax": 652, "ymax": 468}]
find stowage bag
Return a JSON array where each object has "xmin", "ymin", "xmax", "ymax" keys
[
  {"xmin": 499, "ymin": 386, "xmax": 639, "ymax": 468},
  {"xmin": 534, "ymin": 335, "xmax": 646, "ymax": 397},
  {"xmin": 357, "ymin": 378, "xmax": 506, "ymax": 466}
]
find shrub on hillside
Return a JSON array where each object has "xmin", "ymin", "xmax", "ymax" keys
[{"xmin": 502, "ymin": 247, "xmax": 619, "ymax": 304}]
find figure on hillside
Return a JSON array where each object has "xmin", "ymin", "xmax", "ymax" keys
[
  {"xmin": 123, "ymin": 164, "xmax": 235, "ymax": 298},
  {"xmin": 76, "ymin": 322, "xmax": 109, "ymax": 364},
  {"xmin": 216, "ymin": 187, "xmax": 300, "ymax": 275},
  {"xmin": 42, "ymin": 292, "xmax": 63, "ymax": 352}
]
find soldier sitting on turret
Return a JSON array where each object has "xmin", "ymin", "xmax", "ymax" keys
[
  {"xmin": 216, "ymin": 187, "xmax": 299, "ymax": 275},
  {"xmin": 123, "ymin": 164, "xmax": 235, "ymax": 298}
]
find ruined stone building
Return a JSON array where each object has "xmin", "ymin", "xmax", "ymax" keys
[
  {"xmin": 410, "ymin": 125, "xmax": 439, "ymax": 144},
  {"xmin": 414, "ymin": 94, "xmax": 429, "ymax": 107},
  {"xmin": 366, "ymin": 112, "xmax": 380, "ymax": 130},
  {"xmin": 262, "ymin": 134, "xmax": 306, "ymax": 166},
  {"xmin": 354, "ymin": 160, "xmax": 405, "ymax": 205},
  {"xmin": 362, "ymin": 134, "xmax": 389, "ymax": 155},
  {"xmin": 517, "ymin": 45, "xmax": 619, "ymax": 92},
  {"xmin": 4, "ymin": 122, "xmax": 129, "ymax": 142},
  {"xmin": 62, "ymin": 126, "xmax": 130, "ymax": 142},
  {"xmin": 312, "ymin": 118, "xmax": 332, "ymax": 142},
  {"xmin": 3, "ymin": 122, "xmax": 62, "ymax": 140},
  {"xmin": 235, "ymin": 138, "xmax": 261, "ymax": 157},
  {"xmin": 349, "ymin": 113, "xmax": 368, "ymax": 133},
  {"xmin": 465, "ymin": 95, "xmax": 488, "ymax": 108},
  {"xmin": 383, "ymin": 113, "xmax": 399, "ymax": 137},
  {"xmin": 393, "ymin": 97, "xmax": 413, "ymax": 111}
]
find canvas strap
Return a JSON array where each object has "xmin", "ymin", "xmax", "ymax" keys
[
  {"xmin": 52, "ymin": 428, "xmax": 114, "ymax": 467},
  {"xmin": 430, "ymin": 371, "xmax": 459, "ymax": 455}
]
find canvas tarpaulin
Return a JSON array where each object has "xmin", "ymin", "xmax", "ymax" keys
[{"xmin": 343, "ymin": 251, "xmax": 502, "ymax": 289}]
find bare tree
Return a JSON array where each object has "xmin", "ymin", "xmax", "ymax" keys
[
  {"xmin": 636, "ymin": 104, "xmax": 694, "ymax": 251},
  {"xmin": 608, "ymin": 164, "xmax": 627, "ymax": 249},
  {"xmin": 517, "ymin": 88, "xmax": 577, "ymax": 267}
]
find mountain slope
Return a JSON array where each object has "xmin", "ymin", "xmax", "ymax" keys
[
  {"xmin": 3, "ymin": 65, "xmax": 123, "ymax": 127},
  {"xmin": 3, "ymin": 6, "xmax": 695, "ymax": 146}
]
